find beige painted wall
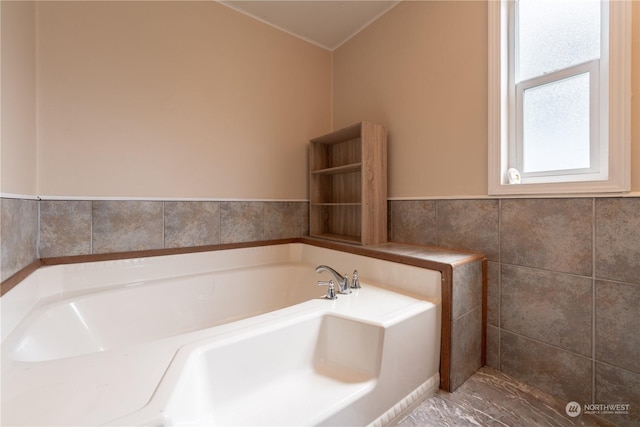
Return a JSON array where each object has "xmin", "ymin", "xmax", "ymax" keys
[
  {"xmin": 632, "ymin": 0, "xmax": 640, "ymax": 193},
  {"xmin": 334, "ymin": 0, "xmax": 640, "ymax": 198},
  {"xmin": 2, "ymin": 1, "xmax": 637, "ymax": 200},
  {"xmin": 333, "ymin": 1, "xmax": 488, "ymax": 197},
  {"xmin": 36, "ymin": 1, "xmax": 331, "ymax": 199},
  {"xmin": 1, "ymin": 1, "xmax": 37, "ymax": 195}
]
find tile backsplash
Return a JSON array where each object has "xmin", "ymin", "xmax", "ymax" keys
[
  {"xmin": 0, "ymin": 198, "xmax": 38, "ymax": 282},
  {"xmin": 164, "ymin": 201, "xmax": 220, "ymax": 248},
  {"xmin": 1, "ymin": 198, "xmax": 309, "ymax": 281},
  {"xmin": 390, "ymin": 197, "xmax": 639, "ymax": 427},
  {"xmin": 39, "ymin": 200, "xmax": 91, "ymax": 257},
  {"xmin": 42, "ymin": 200, "xmax": 309, "ymax": 258},
  {"xmin": 92, "ymin": 200, "xmax": 165, "ymax": 254}
]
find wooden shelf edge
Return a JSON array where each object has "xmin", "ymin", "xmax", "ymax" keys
[
  {"xmin": 310, "ymin": 202, "xmax": 362, "ymax": 206},
  {"xmin": 310, "ymin": 122, "xmax": 363, "ymax": 144},
  {"xmin": 309, "ymin": 233, "xmax": 362, "ymax": 245},
  {"xmin": 310, "ymin": 163, "xmax": 362, "ymax": 175}
]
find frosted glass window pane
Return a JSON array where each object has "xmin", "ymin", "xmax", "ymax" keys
[
  {"xmin": 518, "ymin": 0, "xmax": 600, "ymax": 82},
  {"xmin": 522, "ymin": 73, "xmax": 591, "ymax": 173}
]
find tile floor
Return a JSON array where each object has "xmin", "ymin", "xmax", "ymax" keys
[{"xmin": 396, "ymin": 367, "xmax": 617, "ymax": 427}]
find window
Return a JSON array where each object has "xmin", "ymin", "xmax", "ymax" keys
[{"xmin": 488, "ymin": 0, "xmax": 631, "ymax": 195}]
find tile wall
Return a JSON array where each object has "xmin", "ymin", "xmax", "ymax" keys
[
  {"xmin": 449, "ymin": 260, "xmax": 484, "ymax": 391},
  {"xmin": 0, "ymin": 199, "xmax": 309, "ymax": 282},
  {"xmin": 389, "ymin": 197, "xmax": 639, "ymax": 427},
  {"xmin": 0, "ymin": 198, "xmax": 39, "ymax": 282}
]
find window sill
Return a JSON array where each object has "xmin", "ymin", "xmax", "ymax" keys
[{"xmin": 488, "ymin": 178, "xmax": 631, "ymax": 196}]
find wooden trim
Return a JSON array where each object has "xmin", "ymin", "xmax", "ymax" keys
[
  {"xmin": 301, "ymin": 237, "xmax": 477, "ymax": 272},
  {"xmin": 439, "ymin": 265, "xmax": 453, "ymax": 393},
  {"xmin": 1, "ymin": 260, "xmax": 42, "ymax": 297},
  {"xmin": 40, "ymin": 238, "xmax": 300, "ymax": 266},
  {"xmin": 481, "ymin": 258, "xmax": 488, "ymax": 367}
]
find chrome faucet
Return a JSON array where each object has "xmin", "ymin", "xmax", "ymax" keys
[
  {"xmin": 315, "ymin": 265, "xmax": 351, "ymax": 294},
  {"xmin": 351, "ymin": 270, "xmax": 360, "ymax": 289},
  {"xmin": 317, "ymin": 280, "xmax": 337, "ymax": 300}
]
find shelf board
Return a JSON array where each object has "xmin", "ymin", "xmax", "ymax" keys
[
  {"xmin": 310, "ymin": 163, "xmax": 362, "ymax": 175},
  {"xmin": 310, "ymin": 122, "xmax": 363, "ymax": 145},
  {"xmin": 309, "ymin": 233, "xmax": 361, "ymax": 245},
  {"xmin": 310, "ymin": 203, "xmax": 362, "ymax": 207}
]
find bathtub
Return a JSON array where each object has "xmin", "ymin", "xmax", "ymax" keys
[{"xmin": 1, "ymin": 243, "xmax": 441, "ymax": 426}]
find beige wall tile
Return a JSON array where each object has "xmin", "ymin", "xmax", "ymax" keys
[
  {"xmin": 301, "ymin": 202, "xmax": 309, "ymax": 236},
  {"xmin": 92, "ymin": 201, "xmax": 163, "ymax": 254},
  {"xmin": 501, "ymin": 265, "xmax": 592, "ymax": 357},
  {"xmin": 220, "ymin": 201, "xmax": 263, "ymax": 244},
  {"xmin": 437, "ymin": 199, "xmax": 499, "ymax": 261},
  {"xmin": 388, "ymin": 200, "xmax": 436, "ymax": 246},
  {"xmin": 39, "ymin": 200, "xmax": 91, "ymax": 257},
  {"xmin": 450, "ymin": 307, "xmax": 483, "ymax": 390},
  {"xmin": 164, "ymin": 201, "xmax": 220, "ymax": 248},
  {"xmin": 264, "ymin": 202, "xmax": 301, "ymax": 240},
  {"xmin": 487, "ymin": 261, "xmax": 499, "ymax": 327},
  {"xmin": 451, "ymin": 261, "xmax": 483, "ymax": 320},
  {"xmin": 595, "ymin": 198, "xmax": 640, "ymax": 285},
  {"xmin": 595, "ymin": 280, "xmax": 640, "ymax": 374},
  {"xmin": 595, "ymin": 362, "xmax": 640, "ymax": 427},
  {"xmin": 486, "ymin": 324, "xmax": 499, "ymax": 370},
  {"xmin": 0, "ymin": 198, "xmax": 38, "ymax": 281},
  {"xmin": 500, "ymin": 331, "xmax": 592, "ymax": 404},
  {"xmin": 501, "ymin": 199, "xmax": 592, "ymax": 276}
]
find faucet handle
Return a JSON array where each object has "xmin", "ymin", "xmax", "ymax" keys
[
  {"xmin": 317, "ymin": 280, "xmax": 337, "ymax": 300},
  {"xmin": 339, "ymin": 273, "xmax": 351, "ymax": 294},
  {"xmin": 351, "ymin": 270, "xmax": 361, "ymax": 289}
]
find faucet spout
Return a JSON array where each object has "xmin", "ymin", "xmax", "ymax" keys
[{"xmin": 315, "ymin": 265, "xmax": 350, "ymax": 294}]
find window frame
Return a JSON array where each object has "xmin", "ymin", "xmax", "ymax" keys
[
  {"xmin": 488, "ymin": 0, "xmax": 631, "ymax": 196},
  {"xmin": 516, "ymin": 61, "xmax": 602, "ymax": 181}
]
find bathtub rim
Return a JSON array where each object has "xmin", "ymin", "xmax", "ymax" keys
[{"xmin": 1, "ymin": 236, "xmax": 487, "ymax": 392}]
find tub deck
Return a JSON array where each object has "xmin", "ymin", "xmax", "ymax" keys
[{"xmin": 1, "ymin": 243, "xmax": 442, "ymax": 426}]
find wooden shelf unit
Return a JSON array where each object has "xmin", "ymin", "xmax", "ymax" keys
[{"xmin": 309, "ymin": 122, "xmax": 387, "ymax": 245}]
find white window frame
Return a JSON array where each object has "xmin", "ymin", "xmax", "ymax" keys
[
  {"xmin": 488, "ymin": 0, "xmax": 631, "ymax": 196},
  {"xmin": 516, "ymin": 60, "xmax": 603, "ymax": 181}
]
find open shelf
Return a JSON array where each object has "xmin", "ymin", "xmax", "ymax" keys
[
  {"xmin": 308, "ymin": 233, "xmax": 362, "ymax": 245},
  {"xmin": 310, "ymin": 163, "xmax": 362, "ymax": 175},
  {"xmin": 309, "ymin": 122, "xmax": 387, "ymax": 246}
]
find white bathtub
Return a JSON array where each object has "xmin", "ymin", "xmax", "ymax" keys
[{"xmin": 1, "ymin": 243, "xmax": 441, "ymax": 426}]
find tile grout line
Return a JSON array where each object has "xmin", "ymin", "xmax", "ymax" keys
[
  {"xmin": 498, "ymin": 198, "xmax": 502, "ymax": 371},
  {"xmin": 497, "ymin": 261, "xmax": 594, "ymax": 281},
  {"xmin": 262, "ymin": 201, "xmax": 265, "ymax": 241},
  {"xmin": 36, "ymin": 200, "xmax": 41, "ymax": 259},
  {"xmin": 162, "ymin": 201, "xmax": 165, "ymax": 249},
  {"xmin": 90, "ymin": 201, "xmax": 94, "ymax": 255},
  {"xmin": 591, "ymin": 197, "xmax": 596, "ymax": 405},
  {"xmin": 500, "ymin": 329, "xmax": 593, "ymax": 361},
  {"xmin": 435, "ymin": 200, "xmax": 439, "ymax": 247}
]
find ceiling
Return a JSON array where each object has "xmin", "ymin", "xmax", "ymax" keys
[{"xmin": 219, "ymin": 1, "xmax": 400, "ymax": 51}]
